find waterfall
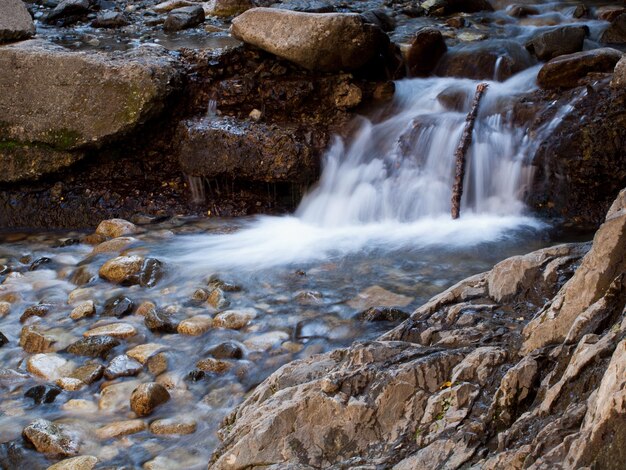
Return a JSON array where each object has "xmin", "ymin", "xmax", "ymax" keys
[
  {"xmin": 171, "ymin": 67, "xmax": 575, "ymax": 270},
  {"xmin": 296, "ymin": 66, "xmax": 546, "ymax": 226}
]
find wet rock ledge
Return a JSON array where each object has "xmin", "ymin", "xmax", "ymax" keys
[{"xmin": 210, "ymin": 188, "xmax": 626, "ymax": 470}]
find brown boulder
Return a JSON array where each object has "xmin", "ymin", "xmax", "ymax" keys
[
  {"xmin": 230, "ymin": 8, "xmax": 389, "ymax": 72},
  {"xmin": 177, "ymin": 117, "xmax": 318, "ymax": 183},
  {"xmin": 130, "ymin": 382, "xmax": 170, "ymax": 416},
  {"xmin": 406, "ymin": 28, "xmax": 447, "ymax": 77},
  {"xmin": 600, "ymin": 13, "xmax": 626, "ymax": 44},
  {"xmin": 0, "ymin": 0, "xmax": 35, "ymax": 43},
  {"xmin": 537, "ymin": 48, "xmax": 623, "ymax": 89},
  {"xmin": 436, "ymin": 40, "xmax": 532, "ymax": 81}
]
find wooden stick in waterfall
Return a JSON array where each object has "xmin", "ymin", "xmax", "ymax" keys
[{"xmin": 451, "ymin": 82, "xmax": 489, "ymax": 219}]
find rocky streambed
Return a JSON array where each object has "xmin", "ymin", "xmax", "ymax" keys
[
  {"xmin": 1, "ymin": 0, "xmax": 626, "ymax": 468},
  {"xmin": 0, "ymin": 215, "xmax": 564, "ymax": 469}
]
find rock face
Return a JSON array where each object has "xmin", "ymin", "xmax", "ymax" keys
[
  {"xmin": 0, "ymin": 40, "xmax": 179, "ymax": 182},
  {"xmin": 528, "ymin": 72, "xmax": 626, "ymax": 226},
  {"xmin": 230, "ymin": 8, "xmax": 388, "ymax": 72},
  {"xmin": 210, "ymin": 188, "xmax": 626, "ymax": 469},
  {"xmin": 537, "ymin": 47, "xmax": 623, "ymax": 89},
  {"xmin": 177, "ymin": 117, "xmax": 318, "ymax": 183},
  {"xmin": 0, "ymin": 0, "xmax": 35, "ymax": 43}
]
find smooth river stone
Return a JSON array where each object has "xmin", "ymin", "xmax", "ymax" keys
[
  {"xmin": 347, "ymin": 285, "xmax": 413, "ymax": 310},
  {"xmin": 243, "ymin": 331, "xmax": 289, "ymax": 352},
  {"xmin": 47, "ymin": 455, "xmax": 98, "ymax": 470},
  {"xmin": 149, "ymin": 417, "xmax": 197, "ymax": 435},
  {"xmin": 56, "ymin": 377, "xmax": 86, "ymax": 391},
  {"xmin": 27, "ymin": 353, "xmax": 74, "ymax": 381},
  {"xmin": 130, "ymin": 382, "xmax": 170, "ymax": 417},
  {"xmin": 177, "ymin": 315, "xmax": 213, "ymax": 335},
  {"xmin": 70, "ymin": 300, "xmax": 95, "ymax": 320},
  {"xmin": 84, "ymin": 323, "xmax": 136, "ymax": 339},
  {"xmin": 95, "ymin": 419, "xmax": 146, "ymax": 439},
  {"xmin": 127, "ymin": 343, "xmax": 166, "ymax": 364},
  {"xmin": 212, "ymin": 309, "xmax": 256, "ymax": 330},
  {"xmin": 104, "ymin": 354, "xmax": 143, "ymax": 379}
]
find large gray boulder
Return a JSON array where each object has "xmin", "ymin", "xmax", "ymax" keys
[
  {"xmin": 0, "ymin": 40, "xmax": 179, "ymax": 182},
  {"xmin": 0, "ymin": 0, "xmax": 35, "ymax": 43},
  {"xmin": 230, "ymin": 8, "xmax": 388, "ymax": 72}
]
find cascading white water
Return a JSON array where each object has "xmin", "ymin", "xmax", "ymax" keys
[
  {"xmin": 171, "ymin": 67, "xmax": 579, "ymax": 270},
  {"xmin": 297, "ymin": 67, "xmax": 543, "ymax": 226}
]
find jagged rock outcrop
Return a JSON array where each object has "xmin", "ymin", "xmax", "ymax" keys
[{"xmin": 210, "ymin": 189, "xmax": 626, "ymax": 469}]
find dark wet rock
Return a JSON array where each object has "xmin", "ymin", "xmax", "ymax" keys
[
  {"xmin": 360, "ymin": 9, "xmax": 395, "ymax": 31},
  {"xmin": 24, "ymin": 385, "xmax": 63, "ymax": 405},
  {"xmin": 601, "ymin": 13, "xmax": 626, "ymax": 44},
  {"xmin": 506, "ymin": 4, "xmax": 539, "ymax": 17},
  {"xmin": 103, "ymin": 295, "xmax": 135, "ymax": 318},
  {"xmin": 66, "ymin": 335, "xmax": 120, "ymax": 358},
  {"xmin": 0, "ymin": 331, "xmax": 7, "ymax": 347},
  {"xmin": 420, "ymin": 0, "xmax": 492, "ymax": 16},
  {"xmin": 613, "ymin": 56, "xmax": 626, "ymax": 89},
  {"xmin": 144, "ymin": 308, "xmax": 180, "ymax": 333},
  {"xmin": 208, "ymin": 341, "xmax": 244, "ymax": 360},
  {"xmin": 527, "ymin": 25, "xmax": 588, "ymax": 61},
  {"xmin": 597, "ymin": 6, "xmax": 626, "ymax": 22},
  {"xmin": 29, "ymin": 257, "xmax": 52, "ymax": 271},
  {"xmin": 91, "ymin": 11, "xmax": 129, "ymax": 28},
  {"xmin": 356, "ymin": 307, "xmax": 410, "ymax": 322},
  {"xmin": 20, "ymin": 304, "xmax": 52, "ymax": 323},
  {"xmin": 99, "ymin": 256, "xmax": 163, "ymax": 287},
  {"xmin": 177, "ymin": 117, "xmax": 318, "ymax": 183},
  {"xmin": 70, "ymin": 265, "xmax": 98, "ymax": 286},
  {"xmin": 0, "ymin": 440, "xmax": 49, "ymax": 469},
  {"xmin": 273, "ymin": 0, "xmax": 335, "ymax": 13},
  {"xmin": 22, "ymin": 419, "xmax": 79, "ymax": 457},
  {"xmin": 0, "ymin": 0, "xmax": 35, "ymax": 43},
  {"xmin": 436, "ymin": 40, "xmax": 533, "ymax": 81},
  {"xmin": 130, "ymin": 382, "xmax": 170, "ymax": 416},
  {"xmin": 207, "ymin": 278, "xmax": 242, "ymax": 293},
  {"xmin": 230, "ymin": 8, "xmax": 390, "ymax": 73},
  {"xmin": 138, "ymin": 258, "xmax": 164, "ymax": 288},
  {"xmin": 43, "ymin": 0, "xmax": 90, "ymax": 26},
  {"xmin": 104, "ymin": 355, "xmax": 143, "ymax": 380},
  {"xmin": 20, "ymin": 325, "xmax": 56, "ymax": 353},
  {"xmin": 69, "ymin": 362, "xmax": 104, "ymax": 385},
  {"xmin": 406, "ymin": 27, "xmax": 447, "ymax": 77},
  {"xmin": 0, "ymin": 40, "xmax": 179, "ymax": 183},
  {"xmin": 445, "ymin": 16, "xmax": 465, "ymax": 28},
  {"xmin": 537, "ymin": 48, "xmax": 623, "ymax": 89},
  {"xmin": 163, "ymin": 6, "xmax": 205, "ymax": 32}
]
